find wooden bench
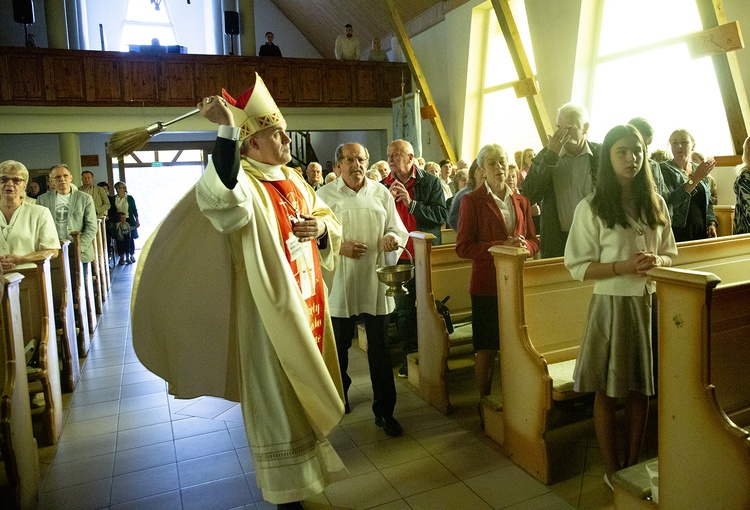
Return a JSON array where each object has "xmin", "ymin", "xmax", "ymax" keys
[
  {"xmin": 486, "ymin": 245, "xmax": 594, "ymax": 483},
  {"xmin": 714, "ymin": 204, "xmax": 735, "ymax": 237},
  {"xmin": 613, "ymin": 261, "xmax": 750, "ymax": 509},
  {"xmin": 0, "ymin": 272, "xmax": 40, "ymax": 509},
  {"xmin": 89, "ymin": 220, "xmax": 104, "ymax": 316},
  {"xmin": 487, "ymin": 233, "xmax": 750, "ymax": 484},
  {"xmin": 16, "ymin": 256, "xmax": 63, "ymax": 446},
  {"xmin": 69, "ymin": 232, "xmax": 92, "ymax": 355},
  {"xmin": 96, "ymin": 216, "xmax": 111, "ymax": 301},
  {"xmin": 409, "ymin": 232, "xmax": 475, "ymax": 414},
  {"xmin": 49, "ymin": 241, "xmax": 81, "ymax": 393},
  {"xmin": 440, "ymin": 227, "xmax": 456, "ymax": 245}
]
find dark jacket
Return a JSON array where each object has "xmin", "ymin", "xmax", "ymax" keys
[{"xmin": 521, "ymin": 142, "xmax": 601, "ymax": 258}]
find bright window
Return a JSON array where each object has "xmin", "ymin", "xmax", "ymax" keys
[
  {"xmin": 118, "ymin": 0, "xmax": 178, "ymax": 51},
  {"xmin": 586, "ymin": 0, "xmax": 733, "ymax": 157},
  {"xmin": 477, "ymin": 1, "xmax": 542, "ymax": 159}
]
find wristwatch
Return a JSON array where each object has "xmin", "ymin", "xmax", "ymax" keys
[{"xmin": 687, "ymin": 177, "xmax": 694, "ymax": 186}]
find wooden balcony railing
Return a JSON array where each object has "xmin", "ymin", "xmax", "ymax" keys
[{"xmin": 0, "ymin": 47, "xmax": 412, "ymax": 109}]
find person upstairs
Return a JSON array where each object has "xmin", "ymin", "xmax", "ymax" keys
[
  {"xmin": 368, "ymin": 37, "xmax": 388, "ymax": 62},
  {"xmin": 335, "ymin": 24, "xmax": 361, "ymax": 60},
  {"xmin": 80, "ymin": 170, "xmax": 110, "ymax": 217},
  {"xmin": 521, "ymin": 102, "xmax": 600, "ymax": 258},
  {"xmin": 383, "ymin": 139, "xmax": 447, "ymax": 378},
  {"xmin": 37, "ymin": 164, "xmax": 98, "ymax": 267},
  {"xmin": 259, "ymin": 31, "xmax": 282, "ymax": 57},
  {"xmin": 130, "ymin": 73, "xmax": 346, "ymax": 509},
  {"xmin": 317, "ymin": 142, "xmax": 408, "ymax": 437}
]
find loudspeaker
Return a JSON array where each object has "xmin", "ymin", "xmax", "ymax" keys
[
  {"xmin": 12, "ymin": 0, "xmax": 35, "ymax": 24},
  {"xmin": 224, "ymin": 11, "xmax": 239, "ymax": 36}
]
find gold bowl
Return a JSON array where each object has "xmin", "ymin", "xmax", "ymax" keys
[{"xmin": 375, "ymin": 246, "xmax": 413, "ymax": 297}]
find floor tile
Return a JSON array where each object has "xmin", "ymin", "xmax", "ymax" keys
[
  {"xmin": 110, "ymin": 463, "xmax": 180, "ymax": 505},
  {"xmin": 180, "ymin": 474, "xmax": 254, "ymax": 510},
  {"xmin": 114, "ymin": 440, "xmax": 176, "ymax": 475},
  {"xmin": 358, "ymin": 436, "xmax": 431, "ymax": 470},
  {"xmin": 37, "ymin": 478, "xmax": 112, "ymax": 510},
  {"xmin": 404, "ymin": 481, "xmax": 492, "ymax": 510},
  {"xmin": 464, "ymin": 464, "xmax": 550, "ymax": 509},
  {"xmin": 174, "ymin": 429, "xmax": 235, "ymax": 461},
  {"xmin": 177, "ymin": 450, "xmax": 244, "ymax": 487},
  {"xmin": 42, "ymin": 453, "xmax": 115, "ymax": 492},
  {"xmin": 324, "ymin": 471, "xmax": 401, "ymax": 509},
  {"xmin": 380, "ymin": 456, "xmax": 459, "ymax": 497}
]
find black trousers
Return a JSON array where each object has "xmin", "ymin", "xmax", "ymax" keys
[
  {"xmin": 332, "ymin": 313, "xmax": 396, "ymax": 418},
  {"xmin": 393, "ymin": 260, "xmax": 417, "ymax": 356}
]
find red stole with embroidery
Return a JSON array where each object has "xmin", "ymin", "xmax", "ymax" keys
[{"xmin": 262, "ymin": 179, "xmax": 326, "ymax": 353}]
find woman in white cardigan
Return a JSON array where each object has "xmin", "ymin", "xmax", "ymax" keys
[
  {"xmin": 564, "ymin": 125, "xmax": 677, "ymax": 490},
  {"xmin": 0, "ymin": 160, "xmax": 59, "ymax": 271}
]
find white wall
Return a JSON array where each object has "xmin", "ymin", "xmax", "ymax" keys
[{"xmin": 253, "ymin": 0, "xmax": 321, "ymax": 58}]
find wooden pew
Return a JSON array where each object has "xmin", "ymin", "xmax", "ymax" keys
[
  {"xmin": 410, "ymin": 232, "xmax": 474, "ymax": 414},
  {"xmin": 69, "ymin": 232, "xmax": 92, "ymax": 354},
  {"xmin": 89, "ymin": 221, "xmax": 104, "ymax": 316},
  {"xmin": 440, "ymin": 227, "xmax": 456, "ymax": 245},
  {"xmin": 614, "ymin": 262, "xmax": 750, "ymax": 509},
  {"xmin": 48, "ymin": 241, "xmax": 81, "ymax": 393},
  {"xmin": 714, "ymin": 204, "xmax": 735, "ymax": 236},
  {"xmin": 16, "ymin": 256, "xmax": 63, "ymax": 446},
  {"xmin": 487, "ymin": 245, "xmax": 594, "ymax": 483},
  {"xmin": 0, "ymin": 273, "xmax": 40, "ymax": 510},
  {"xmin": 96, "ymin": 216, "xmax": 110, "ymax": 300},
  {"xmin": 488, "ymin": 233, "xmax": 750, "ymax": 484}
]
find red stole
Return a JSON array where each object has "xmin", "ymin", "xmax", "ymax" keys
[{"xmin": 262, "ymin": 180, "xmax": 326, "ymax": 353}]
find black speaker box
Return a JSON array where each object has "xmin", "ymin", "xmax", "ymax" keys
[
  {"xmin": 224, "ymin": 11, "xmax": 239, "ymax": 36},
  {"xmin": 13, "ymin": 0, "xmax": 35, "ymax": 24}
]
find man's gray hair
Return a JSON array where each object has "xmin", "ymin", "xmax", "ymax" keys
[
  {"xmin": 49, "ymin": 163, "xmax": 69, "ymax": 174},
  {"xmin": 557, "ymin": 102, "xmax": 589, "ymax": 127},
  {"xmin": 334, "ymin": 143, "xmax": 369, "ymax": 162}
]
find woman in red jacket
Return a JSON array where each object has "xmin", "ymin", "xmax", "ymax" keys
[{"xmin": 456, "ymin": 143, "xmax": 539, "ymax": 407}]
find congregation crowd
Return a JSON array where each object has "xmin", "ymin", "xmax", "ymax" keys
[{"xmin": 6, "ymin": 73, "xmax": 750, "ymax": 509}]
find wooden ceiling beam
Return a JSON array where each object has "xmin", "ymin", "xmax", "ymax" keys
[
  {"xmin": 489, "ymin": 0, "xmax": 553, "ymax": 147},
  {"xmin": 694, "ymin": 0, "xmax": 749, "ymax": 154},
  {"xmin": 385, "ymin": 0, "xmax": 456, "ymax": 161}
]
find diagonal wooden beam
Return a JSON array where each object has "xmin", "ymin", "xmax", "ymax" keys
[
  {"xmin": 385, "ymin": 0, "xmax": 456, "ymax": 161},
  {"xmin": 489, "ymin": 0, "xmax": 553, "ymax": 146},
  {"xmin": 694, "ymin": 0, "xmax": 750, "ymax": 154}
]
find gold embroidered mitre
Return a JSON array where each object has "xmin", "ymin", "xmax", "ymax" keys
[{"xmin": 222, "ymin": 72, "xmax": 284, "ymax": 140}]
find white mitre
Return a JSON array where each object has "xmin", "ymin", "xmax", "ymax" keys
[{"xmin": 222, "ymin": 72, "xmax": 285, "ymax": 140}]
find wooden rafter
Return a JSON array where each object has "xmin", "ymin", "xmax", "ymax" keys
[
  {"xmin": 695, "ymin": 0, "xmax": 750, "ymax": 154},
  {"xmin": 385, "ymin": 0, "xmax": 456, "ymax": 161},
  {"xmin": 489, "ymin": 0, "xmax": 553, "ymax": 146}
]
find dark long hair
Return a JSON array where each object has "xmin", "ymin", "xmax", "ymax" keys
[{"xmin": 591, "ymin": 124, "xmax": 667, "ymax": 229}]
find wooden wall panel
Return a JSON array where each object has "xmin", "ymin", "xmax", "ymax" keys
[
  {"xmin": 327, "ymin": 66, "xmax": 352, "ymax": 104},
  {"xmin": 47, "ymin": 56, "xmax": 86, "ymax": 101},
  {"xmin": 260, "ymin": 65, "xmax": 293, "ymax": 103},
  {"xmin": 123, "ymin": 60, "xmax": 159, "ymax": 103},
  {"xmin": 354, "ymin": 67, "xmax": 378, "ymax": 104},
  {"xmin": 195, "ymin": 61, "xmax": 231, "ymax": 101},
  {"xmin": 0, "ymin": 48, "xmax": 411, "ymax": 108},
  {"xmin": 85, "ymin": 58, "xmax": 122, "ymax": 102},
  {"xmin": 161, "ymin": 61, "xmax": 196, "ymax": 103},
  {"xmin": 9, "ymin": 54, "xmax": 46, "ymax": 102},
  {"xmin": 295, "ymin": 66, "xmax": 325, "ymax": 103}
]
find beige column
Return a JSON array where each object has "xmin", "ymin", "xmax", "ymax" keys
[
  {"xmin": 238, "ymin": 0, "xmax": 256, "ymax": 57},
  {"xmin": 44, "ymin": 0, "xmax": 69, "ymax": 49},
  {"xmin": 59, "ymin": 133, "xmax": 82, "ymax": 186}
]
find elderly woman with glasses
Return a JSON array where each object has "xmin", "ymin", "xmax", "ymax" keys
[
  {"xmin": 0, "ymin": 160, "xmax": 60, "ymax": 271},
  {"xmin": 110, "ymin": 181, "xmax": 140, "ymax": 264}
]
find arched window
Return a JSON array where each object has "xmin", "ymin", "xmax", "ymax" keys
[
  {"xmin": 582, "ymin": 0, "xmax": 733, "ymax": 156},
  {"xmin": 118, "ymin": 0, "xmax": 178, "ymax": 51},
  {"xmin": 474, "ymin": 1, "xmax": 542, "ymax": 157}
]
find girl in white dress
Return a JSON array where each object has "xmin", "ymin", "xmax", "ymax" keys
[{"xmin": 564, "ymin": 125, "xmax": 677, "ymax": 489}]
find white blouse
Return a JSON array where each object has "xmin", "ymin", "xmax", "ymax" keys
[
  {"xmin": 0, "ymin": 203, "xmax": 61, "ymax": 269},
  {"xmin": 564, "ymin": 194, "xmax": 677, "ymax": 296}
]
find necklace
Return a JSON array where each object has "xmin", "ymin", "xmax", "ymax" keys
[{"xmin": 266, "ymin": 181, "xmax": 301, "ymax": 222}]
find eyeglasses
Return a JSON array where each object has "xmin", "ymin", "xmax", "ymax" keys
[
  {"xmin": 51, "ymin": 174, "xmax": 72, "ymax": 181},
  {"xmin": 0, "ymin": 176, "xmax": 26, "ymax": 186}
]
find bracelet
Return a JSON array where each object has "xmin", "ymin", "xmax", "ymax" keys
[{"xmin": 612, "ymin": 261, "xmax": 620, "ymax": 276}]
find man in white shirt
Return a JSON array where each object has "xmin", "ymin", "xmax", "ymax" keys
[
  {"xmin": 335, "ymin": 24, "xmax": 361, "ymax": 60},
  {"xmin": 317, "ymin": 142, "xmax": 408, "ymax": 437},
  {"xmin": 37, "ymin": 164, "xmax": 98, "ymax": 264}
]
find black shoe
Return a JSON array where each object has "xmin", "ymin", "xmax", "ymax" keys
[
  {"xmin": 397, "ymin": 363, "xmax": 408, "ymax": 378},
  {"xmin": 277, "ymin": 502, "xmax": 303, "ymax": 510},
  {"xmin": 375, "ymin": 415, "xmax": 403, "ymax": 436},
  {"xmin": 344, "ymin": 402, "xmax": 351, "ymax": 414}
]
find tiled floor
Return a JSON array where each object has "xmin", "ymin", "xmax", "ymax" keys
[{"xmin": 34, "ymin": 259, "xmax": 655, "ymax": 509}]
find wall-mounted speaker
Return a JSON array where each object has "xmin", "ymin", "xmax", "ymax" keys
[
  {"xmin": 12, "ymin": 0, "xmax": 35, "ymax": 24},
  {"xmin": 224, "ymin": 11, "xmax": 239, "ymax": 36}
]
